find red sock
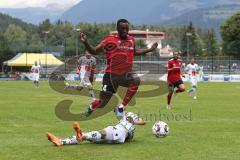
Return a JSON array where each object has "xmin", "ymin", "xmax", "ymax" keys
[
  {"xmin": 122, "ymin": 84, "xmax": 139, "ymax": 106},
  {"xmin": 167, "ymin": 94, "xmax": 172, "ymax": 105},
  {"xmin": 90, "ymin": 99, "xmax": 101, "ymax": 110}
]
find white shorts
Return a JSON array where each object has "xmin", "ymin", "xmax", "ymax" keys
[
  {"xmin": 32, "ymin": 73, "xmax": 39, "ymax": 81},
  {"xmin": 104, "ymin": 126, "xmax": 127, "ymax": 144},
  {"xmin": 189, "ymin": 77, "xmax": 197, "ymax": 86},
  {"xmin": 79, "ymin": 70, "xmax": 91, "ymax": 87}
]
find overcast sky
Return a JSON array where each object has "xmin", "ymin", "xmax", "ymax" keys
[{"xmin": 0, "ymin": 0, "xmax": 82, "ymax": 8}]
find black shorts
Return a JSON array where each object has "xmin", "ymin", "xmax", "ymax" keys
[
  {"xmin": 102, "ymin": 72, "xmax": 140, "ymax": 93},
  {"xmin": 168, "ymin": 80, "xmax": 183, "ymax": 90}
]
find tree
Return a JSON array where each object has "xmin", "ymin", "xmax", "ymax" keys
[
  {"xmin": 165, "ymin": 26, "xmax": 186, "ymax": 51},
  {"xmin": 180, "ymin": 22, "xmax": 203, "ymax": 58},
  {"xmin": 221, "ymin": 12, "xmax": 240, "ymax": 56},
  {"xmin": 205, "ymin": 29, "xmax": 219, "ymax": 56},
  {"xmin": 38, "ymin": 19, "xmax": 52, "ymax": 40},
  {"xmin": 49, "ymin": 21, "xmax": 74, "ymax": 56},
  {"xmin": 4, "ymin": 24, "xmax": 27, "ymax": 52},
  {"xmin": 50, "ymin": 21, "xmax": 73, "ymax": 46},
  {"xmin": 0, "ymin": 28, "xmax": 14, "ymax": 68},
  {"xmin": 27, "ymin": 34, "xmax": 44, "ymax": 52}
]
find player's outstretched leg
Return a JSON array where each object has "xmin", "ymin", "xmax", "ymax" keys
[
  {"xmin": 175, "ymin": 87, "xmax": 185, "ymax": 94},
  {"xmin": 117, "ymin": 76, "xmax": 140, "ymax": 117},
  {"xmin": 86, "ymin": 84, "xmax": 96, "ymax": 102},
  {"xmin": 167, "ymin": 91, "xmax": 173, "ymax": 110},
  {"xmin": 192, "ymin": 86, "xmax": 197, "ymax": 99},
  {"xmin": 174, "ymin": 83, "xmax": 185, "ymax": 98},
  {"xmin": 187, "ymin": 87, "xmax": 194, "ymax": 94},
  {"xmin": 46, "ymin": 132, "xmax": 63, "ymax": 147},
  {"xmin": 64, "ymin": 82, "xmax": 84, "ymax": 90},
  {"xmin": 60, "ymin": 136, "xmax": 79, "ymax": 145},
  {"xmin": 187, "ymin": 85, "xmax": 196, "ymax": 94},
  {"xmin": 72, "ymin": 122, "xmax": 105, "ymax": 142},
  {"xmin": 46, "ymin": 132, "xmax": 80, "ymax": 146},
  {"xmin": 85, "ymin": 91, "xmax": 113, "ymax": 116},
  {"xmin": 36, "ymin": 81, "xmax": 39, "ymax": 88},
  {"xmin": 33, "ymin": 81, "xmax": 37, "ymax": 88},
  {"xmin": 82, "ymin": 130, "xmax": 105, "ymax": 142}
]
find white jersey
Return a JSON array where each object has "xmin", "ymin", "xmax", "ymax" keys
[
  {"xmin": 78, "ymin": 56, "xmax": 96, "ymax": 86},
  {"xmin": 31, "ymin": 65, "xmax": 41, "ymax": 74},
  {"xmin": 185, "ymin": 63, "xmax": 199, "ymax": 86},
  {"xmin": 117, "ymin": 114, "xmax": 136, "ymax": 134},
  {"xmin": 31, "ymin": 65, "xmax": 41, "ymax": 81},
  {"xmin": 78, "ymin": 56, "xmax": 96, "ymax": 77},
  {"xmin": 185, "ymin": 63, "xmax": 199, "ymax": 78},
  {"xmin": 104, "ymin": 112, "xmax": 137, "ymax": 143}
]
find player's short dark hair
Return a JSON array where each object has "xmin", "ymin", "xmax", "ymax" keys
[{"xmin": 117, "ymin": 19, "xmax": 129, "ymax": 26}]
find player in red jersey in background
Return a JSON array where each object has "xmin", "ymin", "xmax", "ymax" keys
[
  {"xmin": 79, "ymin": 19, "xmax": 158, "ymax": 117},
  {"xmin": 166, "ymin": 51, "xmax": 186, "ymax": 109}
]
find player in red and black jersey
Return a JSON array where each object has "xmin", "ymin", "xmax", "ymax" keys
[
  {"xmin": 166, "ymin": 51, "xmax": 186, "ymax": 109},
  {"xmin": 79, "ymin": 19, "xmax": 158, "ymax": 116}
]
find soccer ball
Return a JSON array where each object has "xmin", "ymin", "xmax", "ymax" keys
[{"xmin": 152, "ymin": 121, "xmax": 169, "ymax": 137}]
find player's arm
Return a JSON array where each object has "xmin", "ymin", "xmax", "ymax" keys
[
  {"xmin": 91, "ymin": 58, "xmax": 97, "ymax": 72},
  {"xmin": 39, "ymin": 62, "xmax": 42, "ymax": 73},
  {"xmin": 91, "ymin": 65, "xmax": 96, "ymax": 73},
  {"xmin": 134, "ymin": 118, "xmax": 146, "ymax": 125},
  {"xmin": 180, "ymin": 62, "xmax": 186, "ymax": 77},
  {"xmin": 196, "ymin": 64, "xmax": 200, "ymax": 72},
  {"xmin": 90, "ymin": 64, "xmax": 96, "ymax": 81},
  {"xmin": 78, "ymin": 58, "xmax": 82, "ymax": 69},
  {"xmin": 184, "ymin": 64, "xmax": 189, "ymax": 75},
  {"xmin": 79, "ymin": 32, "xmax": 103, "ymax": 54},
  {"xmin": 135, "ymin": 43, "xmax": 158, "ymax": 55},
  {"xmin": 30, "ymin": 66, "xmax": 34, "ymax": 73},
  {"xmin": 76, "ymin": 58, "xmax": 82, "ymax": 72}
]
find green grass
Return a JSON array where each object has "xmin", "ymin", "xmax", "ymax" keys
[{"xmin": 0, "ymin": 81, "xmax": 240, "ymax": 160}]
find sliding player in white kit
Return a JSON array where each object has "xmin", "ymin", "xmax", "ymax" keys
[
  {"xmin": 65, "ymin": 51, "xmax": 96, "ymax": 101},
  {"xmin": 185, "ymin": 57, "xmax": 199, "ymax": 99},
  {"xmin": 46, "ymin": 112, "xmax": 145, "ymax": 146},
  {"xmin": 31, "ymin": 61, "xmax": 41, "ymax": 88}
]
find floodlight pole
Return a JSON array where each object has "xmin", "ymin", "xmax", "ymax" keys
[
  {"xmin": 43, "ymin": 31, "xmax": 50, "ymax": 74},
  {"xmin": 186, "ymin": 32, "xmax": 192, "ymax": 62},
  {"xmin": 73, "ymin": 28, "xmax": 81, "ymax": 56}
]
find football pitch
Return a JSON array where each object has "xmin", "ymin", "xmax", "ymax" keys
[{"xmin": 0, "ymin": 81, "xmax": 240, "ymax": 160}]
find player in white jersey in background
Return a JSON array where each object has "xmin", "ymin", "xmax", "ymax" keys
[
  {"xmin": 66, "ymin": 51, "xmax": 97, "ymax": 102},
  {"xmin": 46, "ymin": 112, "xmax": 145, "ymax": 146},
  {"xmin": 185, "ymin": 57, "xmax": 199, "ymax": 99},
  {"xmin": 31, "ymin": 60, "xmax": 41, "ymax": 88}
]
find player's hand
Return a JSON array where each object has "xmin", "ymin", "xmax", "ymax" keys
[
  {"xmin": 150, "ymin": 42, "xmax": 158, "ymax": 51},
  {"xmin": 79, "ymin": 32, "xmax": 87, "ymax": 43}
]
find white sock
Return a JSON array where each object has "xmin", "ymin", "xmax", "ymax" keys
[
  {"xmin": 67, "ymin": 85, "xmax": 83, "ymax": 90},
  {"xmin": 83, "ymin": 131, "xmax": 102, "ymax": 142},
  {"xmin": 193, "ymin": 87, "xmax": 197, "ymax": 97},
  {"xmin": 88, "ymin": 88, "xmax": 96, "ymax": 99},
  {"xmin": 60, "ymin": 136, "xmax": 79, "ymax": 145},
  {"xmin": 118, "ymin": 104, "xmax": 124, "ymax": 109}
]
